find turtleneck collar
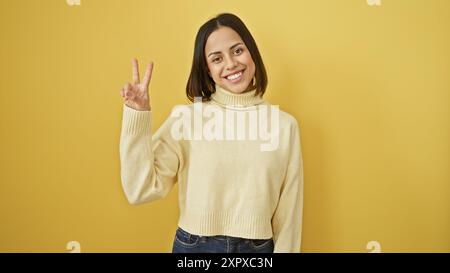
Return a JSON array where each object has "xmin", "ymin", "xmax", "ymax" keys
[{"xmin": 210, "ymin": 83, "xmax": 265, "ymax": 108}]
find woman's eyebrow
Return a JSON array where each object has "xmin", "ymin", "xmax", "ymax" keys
[{"xmin": 207, "ymin": 42, "xmax": 243, "ymax": 57}]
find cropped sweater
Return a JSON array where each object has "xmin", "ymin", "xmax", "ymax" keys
[{"xmin": 119, "ymin": 84, "xmax": 304, "ymax": 252}]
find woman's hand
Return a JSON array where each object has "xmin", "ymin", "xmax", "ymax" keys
[{"xmin": 120, "ymin": 58, "xmax": 154, "ymax": 111}]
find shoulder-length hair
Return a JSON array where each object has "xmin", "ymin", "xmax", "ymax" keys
[{"xmin": 186, "ymin": 13, "xmax": 268, "ymax": 102}]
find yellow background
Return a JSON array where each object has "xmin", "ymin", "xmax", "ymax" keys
[{"xmin": 0, "ymin": 0, "xmax": 448, "ymax": 252}]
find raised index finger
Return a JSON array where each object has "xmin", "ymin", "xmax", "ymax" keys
[
  {"xmin": 142, "ymin": 62, "xmax": 154, "ymax": 88},
  {"xmin": 132, "ymin": 58, "xmax": 140, "ymax": 84}
]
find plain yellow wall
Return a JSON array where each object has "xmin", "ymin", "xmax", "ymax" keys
[{"xmin": 0, "ymin": 0, "xmax": 448, "ymax": 253}]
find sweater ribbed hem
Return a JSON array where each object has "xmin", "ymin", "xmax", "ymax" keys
[
  {"xmin": 121, "ymin": 104, "xmax": 151, "ymax": 135},
  {"xmin": 178, "ymin": 210, "xmax": 273, "ymax": 239}
]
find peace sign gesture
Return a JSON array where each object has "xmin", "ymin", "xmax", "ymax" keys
[{"xmin": 120, "ymin": 58, "xmax": 154, "ymax": 111}]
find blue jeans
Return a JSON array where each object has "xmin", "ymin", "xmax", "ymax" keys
[{"xmin": 172, "ymin": 227, "xmax": 274, "ymax": 253}]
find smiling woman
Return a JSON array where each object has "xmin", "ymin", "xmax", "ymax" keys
[
  {"xmin": 119, "ymin": 13, "xmax": 304, "ymax": 253},
  {"xmin": 186, "ymin": 13, "xmax": 268, "ymax": 101},
  {"xmin": 205, "ymin": 31, "xmax": 255, "ymax": 92}
]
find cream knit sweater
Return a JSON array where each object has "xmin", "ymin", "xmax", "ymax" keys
[{"xmin": 120, "ymin": 84, "xmax": 304, "ymax": 252}]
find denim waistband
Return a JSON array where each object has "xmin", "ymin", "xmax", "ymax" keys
[{"xmin": 177, "ymin": 227, "xmax": 268, "ymax": 242}]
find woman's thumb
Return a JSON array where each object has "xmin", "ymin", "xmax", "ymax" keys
[{"xmin": 124, "ymin": 83, "xmax": 135, "ymax": 99}]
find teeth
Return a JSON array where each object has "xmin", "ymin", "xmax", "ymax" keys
[{"xmin": 226, "ymin": 71, "xmax": 242, "ymax": 80}]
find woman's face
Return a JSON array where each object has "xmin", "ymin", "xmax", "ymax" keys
[{"xmin": 204, "ymin": 26, "xmax": 256, "ymax": 94}]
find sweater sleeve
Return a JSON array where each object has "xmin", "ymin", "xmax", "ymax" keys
[
  {"xmin": 271, "ymin": 118, "xmax": 304, "ymax": 253},
  {"xmin": 119, "ymin": 104, "xmax": 181, "ymax": 205}
]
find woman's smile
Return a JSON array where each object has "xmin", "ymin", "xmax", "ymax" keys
[{"xmin": 224, "ymin": 69, "xmax": 245, "ymax": 83}]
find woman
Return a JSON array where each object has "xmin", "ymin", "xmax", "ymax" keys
[{"xmin": 119, "ymin": 13, "xmax": 304, "ymax": 253}]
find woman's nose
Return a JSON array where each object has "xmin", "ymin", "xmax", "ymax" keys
[{"xmin": 224, "ymin": 56, "xmax": 238, "ymax": 69}]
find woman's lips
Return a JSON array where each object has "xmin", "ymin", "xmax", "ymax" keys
[{"xmin": 224, "ymin": 69, "xmax": 245, "ymax": 83}]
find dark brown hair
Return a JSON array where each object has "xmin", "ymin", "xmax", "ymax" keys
[{"xmin": 186, "ymin": 13, "xmax": 268, "ymax": 102}]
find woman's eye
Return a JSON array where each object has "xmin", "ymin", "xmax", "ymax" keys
[
  {"xmin": 235, "ymin": 48, "xmax": 243, "ymax": 54},
  {"xmin": 212, "ymin": 57, "xmax": 221, "ymax": 63}
]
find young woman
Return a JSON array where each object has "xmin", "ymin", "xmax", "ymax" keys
[{"xmin": 119, "ymin": 13, "xmax": 304, "ymax": 253}]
